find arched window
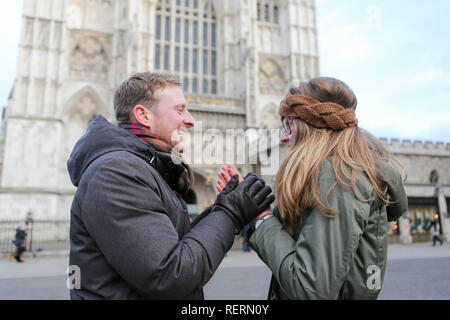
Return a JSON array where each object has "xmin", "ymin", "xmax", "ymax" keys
[
  {"xmin": 429, "ymin": 170, "xmax": 439, "ymax": 184},
  {"xmin": 155, "ymin": 0, "xmax": 218, "ymax": 95}
]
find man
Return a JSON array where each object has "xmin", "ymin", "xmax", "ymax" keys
[
  {"xmin": 430, "ymin": 216, "xmax": 443, "ymax": 246},
  {"xmin": 67, "ymin": 72, "xmax": 274, "ymax": 299}
]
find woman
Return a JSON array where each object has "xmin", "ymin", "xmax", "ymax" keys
[{"xmin": 217, "ymin": 77, "xmax": 408, "ymax": 299}]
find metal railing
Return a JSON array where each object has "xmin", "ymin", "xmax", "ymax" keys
[{"xmin": 0, "ymin": 220, "xmax": 70, "ymax": 254}]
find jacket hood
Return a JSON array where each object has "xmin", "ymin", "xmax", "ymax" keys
[
  {"xmin": 375, "ymin": 159, "xmax": 408, "ymax": 222},
  {"xmin": 67, "ymin": 115, "xmax": 152, "ymax": 187},
  {"xmin": 364, "ymin": 130, "xmax": 408, "ymax": 221}
]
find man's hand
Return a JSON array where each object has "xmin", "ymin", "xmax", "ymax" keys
[{"xmin": 214, "ymin": 173, "xmax": 275, "ymax": 232}]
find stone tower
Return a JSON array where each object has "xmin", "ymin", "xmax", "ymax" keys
[{"xmin": 0, "ymin": 0, "xmax": 320, "ymax": 220}]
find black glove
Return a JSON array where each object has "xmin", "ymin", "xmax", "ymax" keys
[
  {"xmin": 213, "ymin": 173, "xmax": 275, "ymax": 232},
  {"xmin": 190, "ymin": 176, "xmax": 240, "ymax": 229}
]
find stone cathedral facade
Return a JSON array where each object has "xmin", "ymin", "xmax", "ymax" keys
[{"xmin": 0, "ymin": 0, "xmax": 320, "ymax": 221}]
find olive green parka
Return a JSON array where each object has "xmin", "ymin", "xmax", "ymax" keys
[{"xmin": 249, "ymin": 159, "xmax": 407, "ymax": 300}]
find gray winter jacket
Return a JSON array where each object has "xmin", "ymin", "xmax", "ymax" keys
[{"xmin": 67, "ymin": 115, "xmax": 236, "ymax": 299}]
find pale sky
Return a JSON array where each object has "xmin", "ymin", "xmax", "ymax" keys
[
  {"xmin": 316, "ymin": 0, "xmax": 450, "ymax": 142},
  {"xmin": 1, "ymin": 0, "xmax": 449, "ymax": 142}
]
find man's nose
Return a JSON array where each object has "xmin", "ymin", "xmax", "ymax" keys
[{"xmin": 184, "ymin": 111, "xmax": 195, "ymax": 128}]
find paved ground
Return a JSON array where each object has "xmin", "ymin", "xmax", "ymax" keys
[{"xmin": 0, "ymin": 242, "xmax": 449, "ymax": 300}]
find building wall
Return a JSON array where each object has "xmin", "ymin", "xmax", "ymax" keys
[
  {"xmin": 380, "ymin": 139, "xmax": 450, "ymax": 243},
  {"xmin": 381, "ymin": 138, "xmax": 450, "ymax": 185},
  {"xmin": 0, "ymin": 0, "xmax": 320, "ymax": 220}
]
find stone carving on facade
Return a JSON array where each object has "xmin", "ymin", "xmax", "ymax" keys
[
  {"xmin": 68, "ymin": 30, "xmax": 112, "ymax": 81},
  {"xmin": 258, "ymin": 56, "xmax": 286, "ymax": 95}
]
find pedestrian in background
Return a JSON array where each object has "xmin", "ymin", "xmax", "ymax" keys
[
  {"xmin": 430, "ymin": 215, "xmax": 443, "ymax": 246},
  {"xmin": 8, "ymin": 221, "xmax": 28, "ymax": 263},
  {"xmin": 240, "ymin": 224, "xmax": 251, "ymax": 252}
]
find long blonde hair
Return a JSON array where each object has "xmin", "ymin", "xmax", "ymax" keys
[{"xmin": 277, "ymin": 77, "xmax": 395, "ymax": 236}]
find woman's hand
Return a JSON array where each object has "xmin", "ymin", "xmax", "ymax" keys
[
  {"xmin": 216, "ymin": 164, "xmax": 275, "ymax": 230},
  {"xmin": 216, "ymin": 164, "xmax": 244, "ymax": 192}
]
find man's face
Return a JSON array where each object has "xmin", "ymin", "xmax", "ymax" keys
[{"xmin": 149, "ymin": 85, "xmax": 195, "ymax": 153}]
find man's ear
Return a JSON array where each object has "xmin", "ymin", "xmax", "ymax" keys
[{"xmin": 133, "ymin": 105, "xmax": 152, "ymax": 127}]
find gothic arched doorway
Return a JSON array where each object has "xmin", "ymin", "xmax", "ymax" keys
[{"xmin": 60, "ymin": 87, "xmax": 108, "ymax": 187}]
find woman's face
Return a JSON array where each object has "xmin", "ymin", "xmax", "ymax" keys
[{"xmin": 280, "ymin": 117, "xmax": 296, "ymax": 149}]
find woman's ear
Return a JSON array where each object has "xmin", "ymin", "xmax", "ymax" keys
[{"xmin": 133, "ymin": 105, "xmax": 152, "ymax": 127}]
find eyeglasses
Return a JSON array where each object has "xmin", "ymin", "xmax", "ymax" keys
[{"xmin": 282, "ymin": 117, "xmax": 293, "ymax": 136}]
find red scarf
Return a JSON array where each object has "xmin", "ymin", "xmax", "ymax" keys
[
  {"xmin": 118, "ymin": 122, "xmax": 172, "ymax": 154},
  {"xmin": 118, "ymin": 122, "xmax": 193, "ymax": 194}
]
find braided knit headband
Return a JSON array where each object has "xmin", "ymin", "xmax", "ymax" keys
[{"xmin": 279, "ymin": 93, "xmax": 358, "ymax": 131}]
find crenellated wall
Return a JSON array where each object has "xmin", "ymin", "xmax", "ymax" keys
[
  {"xmin": 379, "ymin": 138, "xmax": 450, "ymax": 157},
  {"xmin": 378, "ymin": 138, "xmax": 450, "ymax": 186}
]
